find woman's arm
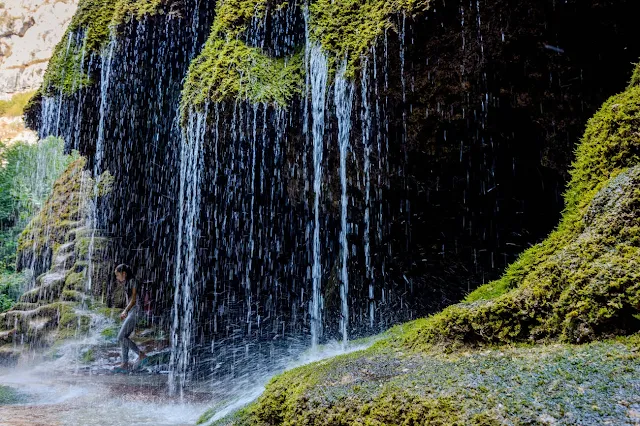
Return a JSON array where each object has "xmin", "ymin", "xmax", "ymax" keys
[
  {"xmin": 120, "ymin": 285, "xmax": 137, "ymax": 319},
  {"xmin": 125, "ymin": 287, "xmax": 137, "ymax": 313}
]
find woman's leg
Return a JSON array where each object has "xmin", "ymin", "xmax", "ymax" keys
[{"xmin": 117, "ymin": 308, "xmax": 140, "ymax": 364}]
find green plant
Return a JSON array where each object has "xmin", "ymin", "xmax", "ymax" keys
[
  {"xmin": 0, "ymin": 271, "xmax": 25, "ymax": 312},
  {"xmin": 0, "ymin": 138, "xmax": 76, "ymax": 275}
]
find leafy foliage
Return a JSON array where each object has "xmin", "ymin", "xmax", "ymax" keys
[
  {"xmin": 0, "ymin": 138, "xmax": 74, "ymax": 310},
  {"xmin": 0, "ymin": 271, "xmax": 24, "ymax": 312}
]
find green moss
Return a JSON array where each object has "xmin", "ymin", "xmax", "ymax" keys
[
  {"xmin": 17, "ymin": 157, "xmax": 88, "ymax": 256},
  {"xmin": 71, "ymin": 0, "xmax": 164, "ymax": 52},
  {"xmin": 309, "ymin": 0, "xmax": 428, "ymax": 76},
  {"xmin": 393, "ymin": 69, "xmax": 640, "ymax": 351},
  {"xmin": 630, "ymin": 62, "xmax": 640, "ymax": 88},
  {"xmin": 41, "ymin": 0, "xmax": 164, "ymax": 95},
  {"xmin": 182, "ymin": 0, "xmax": 304, "ymax": 113},
  {"xmin": 184, "ymin": 0, "xmax": 431, "ymax": 108},
  {"xmin": 64, "ymin": 272, "xmax": 85, "ymax": 292},
  {"xmin": 75, "ymin": 236, "xmax": 109, "ymax": 260},
  {"xmin": 229, "ymin": 336, "xmax": 640, "ymax": 425},
  {"xmin": 95, "ymin": 306, "xmax": 122, "ymax": 322},
  {"xmin": 0, "ymin": 385, "xmax": 26, "ymax": 405},
  {"xmin": 72, "ymin": 261, "xmax": 88, "ymax": 273},
  {"xmin": 58, "ymin": 308, "xmax": 90, "ymax": 333},
  {"xmin": 42, "ymin": 35, "xmax": 92, "ymax": 95},
  {"xmin": 100, "ymin": 326, "xmax": 118, "ymax": 339},
  {"xmin": 81, "ymin": 348, "xmax": 95, "ymax": 363},
  {"xmin": 228, "ymin": 63, "xmax": 640, "ymax": 424},
  {"xmin": 61, "ymin": 289, "xmax": 83, "ymax": 302},
  {"xmin": 17, "ymin": 158, "xmax": 111, "ymax": 276}
]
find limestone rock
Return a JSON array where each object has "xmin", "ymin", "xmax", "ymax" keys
[{"xmin": 0, "ymin": 0, "xmax": 78, "ymax": 100}]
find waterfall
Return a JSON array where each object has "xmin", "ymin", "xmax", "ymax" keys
[
  {"xmin": 86, "ymin": 35, "xmax": 116, "ymax": 295},
  {"xmin": 95, "ymin": 36, "xmax": 115, "ymax": 181},
  {"xmin": 361, "ymin": 57, "xmax": 374, "ymax": 329},
  {"xmin": 334, "ymin": 61, "xmax": 354, "ymax": 346},
  {"xmin": 245, "ymin": 104, "xmax": 259, "ymax": 337},
  {"xmin": 309, "ymin": 42, "xmax": 328, "ymax": 348},
  {"xmin": 169, "ymin": 107, "xmax": 207, "ymax": 397}
]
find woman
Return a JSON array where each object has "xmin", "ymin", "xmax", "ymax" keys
[{"xmin": 115, "ymin": 263, "xmax": 146, "ymax": 369}]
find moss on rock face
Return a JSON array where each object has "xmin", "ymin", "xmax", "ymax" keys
[
  {"xmin": 64, "ymin": 271, "xmax": 86, "ymax": 292},
  {"xmin": 17, "ymin": 157, "xmax": 112, "ymax": 276},
  {"xmin": 208, "ymin": 62, "xmax": 640, "ymax": 425},
  {"xmin": 182, "ymin": 0, "xmax": 432, "ymax": 109},
  {"xmin": 17, "ymin": 157, "xmax": 88, "ymax": 266},
  {"xmin": 41, "ymin": 0, "xmax": 165, "ymax": 95},
  {"xmin": 183, "ymin": 37, "xmax": 304, "ymax": 112},
  {"xmin": 0, "ymin": 385, "xmax": 26, "ymax": 404},
  {"xmin": 630, "ymin": 62, "xmax": 640, "ymax": 88},
  {"xmin": 308, "ymin": 0, "xmax": 428, "ymax": 76},
  {"xmin": 182, "ymin": 0, "xmax": 304, "ymax": 112},
  {"xmin": 216, "ymin": 336, "xmax": 640, "ymax": 425}
]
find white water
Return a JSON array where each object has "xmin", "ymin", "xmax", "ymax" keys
[
  {"xmin": 361, "ymin": 56, "xmax": 374, "ymax": 329},
  {"xmin": 0, "ymin": 311, "xmax": 209, "ymax": 426},
  {"xmin": 309, "ymin": 42, "xmax": 328, "ymax": 349},
  {"xmin": 169, "ymin": 108, "xmax": 207, "ymax": 397},
  {"xmin": 86, "ymin": 34, "xmax": 116, "ymax": 297},
  {"xmin": 334, "ymin": 60, "xmax": 354, "ymax": 346}
]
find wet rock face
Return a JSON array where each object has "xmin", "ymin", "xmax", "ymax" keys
[
  {"xmin": 0, "ymin": 0, "xmax": 78, "ymax": 100},
  {"xmin": 24, "ymin": 0, "xmax": 640, "ymax": 370}
]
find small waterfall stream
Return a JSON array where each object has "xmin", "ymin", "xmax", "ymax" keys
[
  {"xmin": 169, "ymin": 108, "xmax": 207, "ymax": 396},
  {"xmin": 334, "ymin": 61, "xmax": 354, "ymax": 346},
  {"xmin": 309, "ymin": 42, "xmax": 328, "ymax": 349}
]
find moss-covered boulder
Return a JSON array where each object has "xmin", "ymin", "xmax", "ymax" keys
[{"xmin": 16, "ymin": 157, "xmax": 90, "ymax": 276}]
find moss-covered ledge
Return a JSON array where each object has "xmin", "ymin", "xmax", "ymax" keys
[
  {"xmin": 209, "ymin": 335, "xmax": 640, "ymax": 425},
  {"xmin": 181, "ymin": 0, "xmax": 304, "ymax": 114},
  {"xmin": 181, "ymin": 0, "xmax": 431, "ymax": 111},
  {"xmin": 309, "ymin": 0, "xmax": 429, "ymax": 77},
  {"xmin": 41, "ymin": 0, "xmax": 166, "ymax": 95},
  {"xmin": 182, "ymin": 38, "xmax": 303, "ymax": 112}
]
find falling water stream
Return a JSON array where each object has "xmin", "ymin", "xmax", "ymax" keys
[
  {"xmin": 309, "ymin": 42, "xmax": 328, "ymax": 349},
  {"xmin": 169, "ymin": 108, "xmax": 207, "ymax": 397},
  {"xmin": 334, "ymin": 61, "xmax": 354, "ymax": 346}
]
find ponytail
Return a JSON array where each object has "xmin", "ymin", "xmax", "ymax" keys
[{"xmin": 115, "ymin": 263, "xmax": 134, "ymax": 280}]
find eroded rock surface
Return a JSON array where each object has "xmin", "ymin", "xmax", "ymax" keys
[{"xmin": 0, "ymin": 0, "xmax": 78, "ymax": 100}]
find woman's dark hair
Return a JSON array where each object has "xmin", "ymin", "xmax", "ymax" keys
[{"xmin": 115, "ymin": 263, "xmax": 134, "ymax": 280}]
